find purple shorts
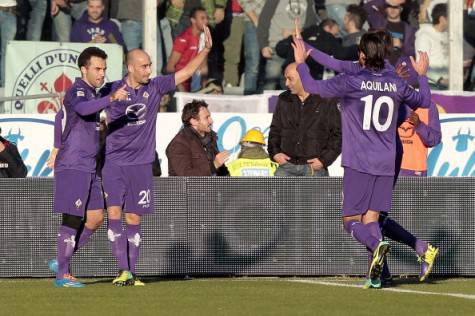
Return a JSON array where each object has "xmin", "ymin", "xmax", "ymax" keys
[
  {"xmin": 54, "ymin": 170, "xmax": 104, "ymax": 216},
  {"xmin": 102, "ymin": 161, "xmax": 154, "ymax": 215},
  {"xmin": 341, "ymin": 167, "xmax": 394, "ymax": 217}
]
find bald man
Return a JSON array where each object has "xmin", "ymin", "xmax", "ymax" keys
[
  {"xmin": 102, "ymin": 26, "xmax": 214, "ymax": 286},
  {"xmin": 268, "ymin": 63, "xmax": 342, "ymax": 177}
]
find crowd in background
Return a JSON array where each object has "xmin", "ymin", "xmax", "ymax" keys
[{"xmin": 1, "ymin": 0, "xmax": 475, "ymax": 94}]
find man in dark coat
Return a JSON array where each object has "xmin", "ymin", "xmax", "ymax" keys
[{"xmin": 166, "ymin": 100, "xmax": 229, "ymax": 176}]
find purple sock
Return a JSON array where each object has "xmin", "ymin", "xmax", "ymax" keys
[
  {"xmin": 343, "ymin": 220, "xmax": 380, "ymax": 252},
  {"xmin": 56, "ymin": 225, "xmax": 77, "ymax": 279},
  {"xmin": 366, "ymin": 222, "xmax": 383, "ymax": 243},
  {"xmin": 380, "ymin": 216, "xmax": 427, "ymax": 255},
  {"xmin": 126, "ymin": 224, "xmax": 141, "ymax": 274},
  {"xmin": 108, "ymin": 219, "xmax": 129, "ymax": 271},
  {"xmin": 76, "ymin": 227, "xmax": 95, "ymax": 250}
]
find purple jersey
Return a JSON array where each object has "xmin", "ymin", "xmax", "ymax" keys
[
  {"xmin": 297, "ymin": 63, "xmax": 431, "ymax": 176},
  {"xmin": 55, "ymin": 78, "xmax": 111, "ymax": 173},
  {"xmin": 105, "ymin": 74, "xmax": 175, "ymax": 166}
]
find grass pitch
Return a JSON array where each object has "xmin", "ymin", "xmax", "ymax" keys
[{"xmin": 2, "ymin": 277, "xmax": 475, "ymax": 315}]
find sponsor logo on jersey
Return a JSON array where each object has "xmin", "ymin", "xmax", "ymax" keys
[{"xmin": 125, "ymin": 103, "xmax": 147, "ymax": 126}]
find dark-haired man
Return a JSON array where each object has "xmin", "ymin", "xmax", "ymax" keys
[
  {"xmin": 166, "ymin": 7, "xmax": 209, "ymax": 92},
  {"xmin": 166, "ymin": 100, "xmax": 229, "ymax": 176},
  {"xmin": 50, "ymin": 46, "xmax": 128, "ymax": 288},
  {"xmin": 293, "ymin": 32, "xmax": 431, "ymax": 289},
  {"xmin": 342, "ymin": 4, "xmax": 367, "ymax": 47},
  {"xmin": 102, "ymin": 26, "xmax": 215, "ymax": 286}
]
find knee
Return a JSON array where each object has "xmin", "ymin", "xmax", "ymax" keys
[
  {"xmin": 125, "ymin": 213, "xmax": 141, "ymax": 225},
  {"xmin": 107, "ymin": 206, "xmax": 122, "ymax": 220},
  {"xmin": 85, "ymin": 213, "xmax": 104, "ymax": 231}
]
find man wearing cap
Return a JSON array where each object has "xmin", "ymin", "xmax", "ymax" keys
[
  {"xmin": 268, "ymin": 63, "xmax": 342, "ymax": 177},
  {"xmin": 226, "ymin": 129, "xmax": 278, "ymax": 176}
]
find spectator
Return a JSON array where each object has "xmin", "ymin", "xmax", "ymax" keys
[
  {"xmin": 257, "ymin": 0, "xmax": 317, "ymax": 90},
  {"xmin": 166, "ymin": 0, "xmax": 226, "ymax": 37},
  {"xmin": 398, "ymin": 102, "xmax": 441, "ymax": 176},
  {"xmin": 51, "ymin": 0, "xmax": 88, "ymax": 42},
  {"xmin": 222, "ymin": 0, "xmax": 244, "ymax": 88},
  {"xmin": 0, "ymin": 0, "xmax": 17, "ymax": 86},
  {"xmin": 276, "ymin": 19, "xmax": 358, "ymax": 81},
  {"xmin": 325, "ymin": 0, "xmax": 361, "ymax": 36},
  {"xmin": 166, "ymin": 7, "xmax": 209, "ymax": 92},
  {"xmin": 268, "ymin": 63, "xmax": 341, "ymax": 177},
  {"xmin": 70, "ymin": 0, "xmax": 126, "ymax": 52},
  {"xmin": 415, "ymin": 3, "xmax": 448, "ymax": 89},
  {"xmin": 418, "ymin": 0, "xmax": 446, "ymax": 24},
  {"xmin": 165, "ymin": 1, "xmax": 228, "ymax": 86},
  {"xmin": 342, "ymin": 4, "xmax": 367, "ymax": 47},
  {"xmin": 116, "ymin": 0, "xmax": 172, "ymax": 75},
  {"xmin": 26, "ymin": 0, "xmax": 47, "ymax": 40},
  {"xmin": 364, "ymin": 0, "xmax": 416, "ymax": 57},
  {"xmin": 238, "ymin": 0, "xmax": 265, "ymax": 95},
  {"xmin": 166, "ymin": 100, "xmax": 229, "ymax": 176},
  {"xmin": 226, "ymin": 129, "xmax": 278, "ymax": 176},
  {"xmin": 0, "ymin": 126, "xmax": 27, "ymax": 178}
]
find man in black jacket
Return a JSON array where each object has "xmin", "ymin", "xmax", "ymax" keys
[
  {"xmin": 0, "ymin": 127, "xmax": 27, "ymax": 178},
  {"xmin": 268, "ymin": 63, "xmax": 341, "ymax": 176}
]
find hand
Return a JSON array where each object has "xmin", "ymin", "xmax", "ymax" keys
[
  {"xmin": 55, "ymin": 0, "xmax": 69, "ymax": 7},
  {"xmin": 273, "ymin": 153, "xmax": 290, "ymax": 165},
  {"xmin": 291, "ymin": 36, "xmax": 309, "ymax": 64},
  {"xmin": 214, "ymin": 150, "xmax": 230, "ymax": 168},
  {"xmin": 51, "ymin": 1, "xmax": 59, "ymax": 16},
  {"xmin": 410, "ymin": 51, "xmax": 429, "ymax": 76},
  {"xmin": 0, "ymin": 141, "xmax": 5, "ymax": 152},
  {"xmin": 203, "ymin": 26, "xmax": 213, "ymax": 51},
  {"xmin": 214, "ymin": 8, "xmax": 225, "ymax": 24},
  {"xmin": 395, "ymin": 62, "xmax": 409, "ymax": 79},
  {"xmin": 407, "ymin": 111, "xmax": 420, "ymax": 126},
  {"xmin": 261, "ymin": 47, "xmax": 273, "ymax": 59},
  {"xmin": 91, "ymin": 35, "xmax": 106, "ymax": 43},
  {"xmin": 307, "ymin": 158, "xmax": 323, "ymax": 171},
  {"xmin": 110, "ymin": 84, "xmax": 128, "ymax": 102},
  {"xmin": 47, "ymin": 148, "xmax": 59, "ymax": 169}
]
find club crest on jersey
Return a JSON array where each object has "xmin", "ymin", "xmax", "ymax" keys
[
  {"xmin": 75, "ymin": 199, "xmax": 82, "ymax": 209},
  {"xmin": 143, "ymin": 91, "xmax": 149, "ymax": 99},
  {"xmin": 125, "ymin": 103, "xmax": 147, "ymax": 126}
]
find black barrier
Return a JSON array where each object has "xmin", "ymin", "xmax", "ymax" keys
[{"xmin": 0, "ymin": 177, "xmax": 473, "ymax": 278}]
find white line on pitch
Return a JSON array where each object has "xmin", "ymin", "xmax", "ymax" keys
[{"xmin": 289, "ymin": 279, "xmax": 475, "ymax": 300}]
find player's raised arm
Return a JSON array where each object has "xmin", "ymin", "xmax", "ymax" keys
[
  {"xmin": 292, "ymin": 38, "xmax": 347, "ymax": 98},
  {"xmin": 174, "ymin": 26, "xmax": 212, "ymax": 86},
  {"xmin": 403, "ymin": 51, "xmax": 431, "ymax": 109}
]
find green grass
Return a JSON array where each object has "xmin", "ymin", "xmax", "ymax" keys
[{"xmin": 1, "ymin": 277, "xmax": 475, "ymax": 315}]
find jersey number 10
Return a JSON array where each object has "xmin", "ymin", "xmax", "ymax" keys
[{"xmin": 360, "ymin": 95, "xmax": 394, "ymax": 132}]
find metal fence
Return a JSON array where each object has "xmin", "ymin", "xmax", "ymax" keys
[{"xmin": 0, "ymin": 177, "xmax": 473, "ymax": 278}]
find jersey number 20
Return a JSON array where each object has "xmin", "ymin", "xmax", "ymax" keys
[{"xmin": 360, "ymin": 95, "xmax": 394, "ymax": 132}]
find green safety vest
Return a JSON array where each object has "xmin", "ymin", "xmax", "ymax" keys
[{"xmin": 226, "ymin": 158, "xmax": 278, "ymax": 176}]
